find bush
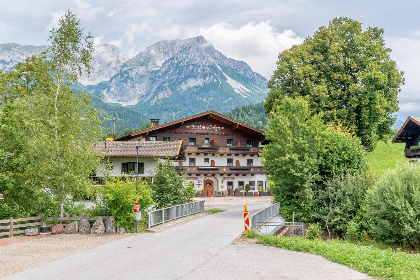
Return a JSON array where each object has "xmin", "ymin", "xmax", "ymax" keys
[
  {"xmin": 312, "ymin": 173, "xmax": 375, "ymax": 237},
  {"xmin": 258, "ymin": 188, "xmax": 264, "ymax": 192},
  {"xmin": 99, "ymin": 177, "xmax": 153, "ymax": 232},
  {"xmin": 245, "ymin": 184, "xmax": 251, "ymax": 192},
  {"xmin": 365, "ymin": 164, "xmax": 420, "ymax": 247},
  {"xmin": 306, "ymin": 223, "xmax": 322, "ymax": 240},
  {"xmin": 234, "ymin": 188, "xmax": 239, "ymax": 192}
]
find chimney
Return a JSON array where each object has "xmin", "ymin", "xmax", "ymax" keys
[{"xmin": 150, "ymin": 119, "xmax": 160, "ymax": 128}]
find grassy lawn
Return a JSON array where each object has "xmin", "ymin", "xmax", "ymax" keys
[
  {"xmin": 244, "ymin": 232, "xmax": 420, "ymax": 280},
  {"xmin": 366, "ymin": 141, "xmax": 406, "ymax": 177}
]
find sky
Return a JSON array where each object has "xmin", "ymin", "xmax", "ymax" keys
[{"xmin": 0, "ymin": 0, "xmax": 419, "ymax": 122}]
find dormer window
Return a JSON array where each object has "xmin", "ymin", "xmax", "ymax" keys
[
  {"xmin": 227, "ymin": 139, "xmax": 233, "ymax": 146},
  {"xmin": 189, "ymin": 137, "xmax": 197, "ymax": 145}
]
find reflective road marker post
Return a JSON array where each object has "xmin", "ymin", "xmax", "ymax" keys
[{"xmin": 244, "ymin": 205, "xmax": 250, "ymax": 231}]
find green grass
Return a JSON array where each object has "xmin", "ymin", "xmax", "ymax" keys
[
  {"xmin": 252, "ymin": 234, "xmax": 420, "ymax": 280},
  {"xmin": 205, "ymin": 209, "xmax": 225, "ymax": 214},
  {"xmin": 367, "ymin": 141, "xmax": 406, "ymax": 177}
]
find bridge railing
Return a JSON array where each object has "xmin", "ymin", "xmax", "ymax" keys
[
  {"xmin": 250, "ymin": 202, "xmax": 280, "ymax": 230},
  {"xmin": 148, "ymin": 200, "xmax": 205, "ymax": 229}
]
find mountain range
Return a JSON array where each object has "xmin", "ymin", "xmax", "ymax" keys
[{"xmin": 0, "ymin": 36, "xmax": 268, "ymax": 131}]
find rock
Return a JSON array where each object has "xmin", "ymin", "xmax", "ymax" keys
[
  {"xmin": 104, "ymin": 217, "xmax": 116, "ymax": 234},
  {"xmin": 51, "ymin": 224, "xmax": 64, "ymax": 234},
  {"xmin": 25, "ymin": 228, "xmax": 38, "ymax": 236},
  {"xmin": 91, "ymin": 218, "xmax": 105, "ymax": 234},
  {"xmin": 117, "ymin": 227, "xmax": 126, "ymax": 234},
  {"xmin": 79, "ymin": 219, "xmax": 90, "ymax": 234},
  {"xmin": 64, "ymin": 222, "xmax": 78, "ymax": 234}
]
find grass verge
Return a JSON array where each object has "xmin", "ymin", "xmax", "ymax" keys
[
  {"xmin": 205, "ymin": 209, "xmax": 225, "ymax": 214},
  {"xmin": 245, "ymin": 232, "xmax": 420, "ymax": 280}
]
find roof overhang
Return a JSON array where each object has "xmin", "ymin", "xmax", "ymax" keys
[{"xmin": 392, "ymin": 116, "xmax": 420, "ymax": 143}]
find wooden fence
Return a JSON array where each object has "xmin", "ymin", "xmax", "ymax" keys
[{"xmin": 0, "ymin": 215, "xmax": 111, "ymax": 238}]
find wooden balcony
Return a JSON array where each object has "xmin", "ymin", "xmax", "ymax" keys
[
  {"xmin": 184, "ymin": 145, "xmax": 261, "ymax": 156},
  {"xmin": 176, "ymin": 166, "xmax": 265, "ymax": 175},
  {"xmin": 405, "ymin": 148, "xmax": 420, "ymax": 158}
]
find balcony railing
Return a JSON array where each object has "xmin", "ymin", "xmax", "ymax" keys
[
  {"xmin": 184, "ymin": 145, "xmax": 261, "ymax": 155},
  {"xmin": 176, "ymin": 166, "xmax": 265, "ymax": 175}
]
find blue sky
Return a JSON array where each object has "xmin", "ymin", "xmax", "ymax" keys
[{"xmin": 0, "ymin": 0, "xmax": 418, "ymax": 122}]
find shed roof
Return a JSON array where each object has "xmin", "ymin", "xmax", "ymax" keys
[
  {"xmin": 392, "ymin": 116, "xmax": 420, "ymax": 143},
  {"xmin": 96, "ymin": 140, "xmax": 183, "ymax": 158}
]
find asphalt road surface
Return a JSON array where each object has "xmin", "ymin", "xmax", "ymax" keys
[{"xmin": 4, "ymin": 199, "xmax": 371, "ymax": 280}]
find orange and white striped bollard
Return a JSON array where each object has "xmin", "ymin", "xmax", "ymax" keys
[{"xmin": 244, "ymin": 205, "xmax": 250, "ymax": 231}]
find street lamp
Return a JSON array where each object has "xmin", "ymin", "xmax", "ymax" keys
[{"xmin": 135, "ymin": 144, "xmax": 146, "ymax": 233}]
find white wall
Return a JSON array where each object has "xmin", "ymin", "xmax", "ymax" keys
[{"xmin": 97, "ymin": 157, "xmax": 157, "ymax": 177}]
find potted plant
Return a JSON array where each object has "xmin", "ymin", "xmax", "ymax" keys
[
  {"xmin": 245, "ymin": 184, "xmax": 252, "ymax": 196},
  {"xmin": 234, "ymin": 188, "xmax": 242, "ymax": 196},
  {"xmin": 195, "ymin": 189, "xmax": 205, "ymax": 197},
  {"xmin": 39, "ymin": 214, "xmax": 51, "ymax": 235}
]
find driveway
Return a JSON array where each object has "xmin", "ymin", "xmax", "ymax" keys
[{"xmin": 2, "ymin": 197, "xmax": 371, "ymax": 279}]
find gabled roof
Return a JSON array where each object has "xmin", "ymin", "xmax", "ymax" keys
[
  {"xmin": 96, "ymin": 140, "xmax": 183, "ymax": 158},
  {"xmin": 115, "ymin": 110, "xmax": 264, "ymax": 141},
  {"xmin": 392, "ymin": 116, "xmax": 420, "ymax": 143}
]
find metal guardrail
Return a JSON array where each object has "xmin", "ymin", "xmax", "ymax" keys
[
  {"xmin": 148, "ymin": 200, "xmax": 205, "ymax": 229},
  {"xmin": 250, "ymin": 202, "xmax": 280, "ymax": 230}
]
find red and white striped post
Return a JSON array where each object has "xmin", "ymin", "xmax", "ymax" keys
[{"xmin": 244, "ymin": 205, "xmax": 250, "ymax": 231}]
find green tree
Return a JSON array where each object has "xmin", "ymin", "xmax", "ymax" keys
[
  {"xmin": 264, "ymin": 17, "xmax": 404, "ymax": 151},
  {"xmin": 262, "ymin": 97, "xmax": 367, "ymax": 221},
  {"xmin": 151, "ymin": 159, "xmax": 194, "ymax": 208},
  {"xmin": 0, "ymin": 11, "xmax": 101, "ymax": 218}
]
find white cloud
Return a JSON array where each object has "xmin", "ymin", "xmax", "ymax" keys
[
  {"xmin": 109, "ymin": 39, "xmax": 122, "ymax": 49},
  {"xmin": 74, "ymin": 0, "xmax": 104, "ymax": 20},
  {"xmin": 200, "ymin": 21, "xmax": 303, "ymax": 79},
  {"xmin": 45, "ymin": 10, "xmax": 65, "ymax": 33}
]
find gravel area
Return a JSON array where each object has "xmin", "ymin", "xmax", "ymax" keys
[{"xmin": 0, "ymin": 234, "xmax": 133, "ymax": 278}]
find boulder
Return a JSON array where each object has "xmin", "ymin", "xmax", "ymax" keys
[
  {"xmin": 104, "ymin": 217, "xmax": 116, "ymax": 234},
  {"xmin": 117, "ymin": 227, "xmax": 126, "ymax": 234},
  {"xmin": 25, "ymin": 228, "xmax": 38, "ymax": 236},
  {"xmin": 64, "ymin": 222, "xmax": 78, "ymax": 234},
  {"xmin": 91, "ymin": 217, "xmax": 105, "ymax": 234},
  {"xmin": 79, "ymin": 219, "xmax": 90, "ymax": 234},
  {"xmin": 51, "ymin": 224, "xmax": 64, "ymax": 234}
]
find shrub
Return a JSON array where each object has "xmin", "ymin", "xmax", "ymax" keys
[
  {"xmin": 234, "ymin": 188, "xmax": 239, "ymax": 192},
  {"xmin": 258, "ymin": 188, "xmax": 264, "ymax": 192},
  {"xmin": 99, "ymin": 177, "xmax": 153, "ymax": 232},
  {"xmin": 306, "ymin": 223, "xmax": 322, "ymax": 240},
  {"xmin": 365, "ymin": 164, "xmax": 420, "ymax": 247},
  {"xmin": 245, "ymin": 184, "xmax": 251, "ymax": 192},
  {"xmin": 312, "ymin": 172, "xmax": 375, "ymax": 237}
]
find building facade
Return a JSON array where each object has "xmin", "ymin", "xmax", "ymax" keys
[
  {"xmin": 117, "ymin": 111, "xmax": 268, "ymax": 196},
  {"xmin": 393, "ymin": 116, "xmax": 420, "ymax": 162}
]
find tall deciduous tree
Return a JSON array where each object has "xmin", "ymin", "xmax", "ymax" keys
[
  {"xmin": 261, "ymin": 97, "xmax": 367, "ymax": 221},
  {"xmin": 0, "ymin": 11, "xmax": 101, "ymax": 218},
  {"xmin": 264, "ymin": 17, "xmax": 404, "ymax": 151}
]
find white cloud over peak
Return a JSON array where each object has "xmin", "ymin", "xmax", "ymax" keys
[
  {"xmin": 45, "ymin": 10, "xmax": 65, "ymax": 33},
  {"xmin": 200, "ymin": 21, "xmax": 303, "ymax": 79}
]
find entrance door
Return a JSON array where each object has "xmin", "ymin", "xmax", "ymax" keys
[{"xmin": 204, "ymin": 179, "xmax": 214, "ymax": 197}]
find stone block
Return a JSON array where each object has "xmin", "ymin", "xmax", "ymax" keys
[
  {"xmin": 91, "ymin": 217, "xmax": 105, "ymax": 234},
  {"xmin": 25, "ymin": 228, "xmax": 38, "ymax": 236},
  {"xmin": 79, "ymin": 219, "xmax": 90, "ymax": 234},
  {"xmin": 105, "ymin": 217, "xmax": 116, "ymax": 234},
  {"xmin": 51, "ymin": 224, "xmax": 64, "ymax": 234},
  {"xmin": 117, "ymin": 227, "xmax": 126, "ymax": 234},
  {"xmin": 64, "ymin": 222, "xmax": 78, "ymax": 234}
]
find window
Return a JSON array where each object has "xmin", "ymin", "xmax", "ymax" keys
[
  {"xmin": 247, "ymin": 139, "xmax": 254, "ymax": 147},
  {"xmin": 189, "ymin": 137, "xmax": 197, "ymax": 145},
  {"xmin": 247, "ymin": 159, "xmax": 253, "ymax": 166},
  {"xmin": 238, "ymin": 181, "xmax": 245, "ymax": 190},
  {"xmin": 258, "ymin": 181, "xmax": 264, "ymax": 190},
  {"xmin": 227, "ymin": 158, "xmax": 233, "ymax": 166},
  {"xmin": 122, "ymin": 162, "xmax": 144, "ymax": 174},
  {"xmin": 189, "ymin": 158, "xmax": 196, "ymax": 166},
  {"xmin": 227, "ymin": 139, "xmax": 233, "ymax": 146},
  {"xmin": 204, "ymin": 158, "xmax": 209, "ymax": 164},
  {"xmin": 163, "ymin": 136, "xmax": 170, "ymax": 141},
  {"xmin": 204, "ymin": 137, "xmax": 210, "ymax": 144},
  {"xmin": 227, "ymin": 181, "xmax": 233, "ymax": 190},
  {"xmin": 249, "ymin": 181, "xmax": 255, "ymax": 190},
  {"xmin": 149, "ymin": 136, "xmax": 157, "ymax": 141}
]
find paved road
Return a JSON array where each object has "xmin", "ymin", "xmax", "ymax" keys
[{"xmin": 4, "ymin": 200, "xmax": 371, "ymax": 280}]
